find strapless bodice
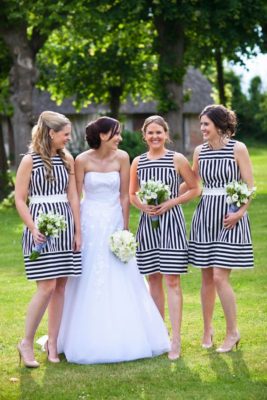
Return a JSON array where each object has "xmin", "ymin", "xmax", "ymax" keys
[{"xmin": 83, "ymin": 171, "xmax": 120, "ymax": 205}]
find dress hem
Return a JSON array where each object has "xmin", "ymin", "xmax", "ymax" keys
[
  {"xmin": 189, "ymin": 264, "xmax": 254, "ymax": 270},
  {"xmin": 27, "ymin": 272, "xmax": 82, "ymax": 281}
]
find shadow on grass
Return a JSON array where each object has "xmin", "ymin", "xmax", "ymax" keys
[{"xmin": 208, "ymin": 348, "xmax": 250, "ymax": 380}]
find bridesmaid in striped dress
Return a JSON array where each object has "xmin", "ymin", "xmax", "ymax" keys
[
  {"xmin": 188, "ymin": 105, "xmax": 254, "ymax": 353},
  {"xmin": 15, "ymin": 111, "xmax": 82, "ymax": 367},
  {"xmin": 130, "ymin": 115, "xmax": 199, "ymax": 360}
]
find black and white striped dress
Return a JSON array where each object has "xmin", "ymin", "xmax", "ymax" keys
[
  {"xmin": 189, "ymin": 140, "xmax": 254, "ymax": 269},
  {"xmin": 136, "ymin": 151, "xmax": 188, "ymax": 275},
  {"xmin": 22, "ymin": 153, "xmax": 82, "ymax": 280}
]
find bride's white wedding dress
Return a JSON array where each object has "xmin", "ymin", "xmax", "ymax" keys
[{"xmin": 57, "ymin": 171, "xmax": 170, "ymax": 364}]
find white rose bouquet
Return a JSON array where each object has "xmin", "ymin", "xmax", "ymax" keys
[
  {"xmin": 137, "ymin": 179, "xmax": 171, "ymax": 228},
  {"xmin": 109, "ymin": 230, "xmax": 138, "ymax": 263},
  {"xmin": 29, "ymin": 211, "xmax": 67, "ymax": 261},
  {"xmin": 225, "ymin": 180, "xmax": 256, "ymax": 213}
]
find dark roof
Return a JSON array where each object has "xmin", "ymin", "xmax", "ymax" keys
[
  {"xmin": 33, "ymin": 67, "xmax": 213, "ymax": 117},
  {"xmin": 32, "ymin": 90, "xmax": 109, "ymax": 117},
  {"xmin": 183, "ymin": 68, "xmax": 213, "ymax": 113}
]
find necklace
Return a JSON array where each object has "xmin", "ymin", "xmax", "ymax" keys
[{"xmin": 208, "ymin": 139, "xmax": 228, "ymax": 150}]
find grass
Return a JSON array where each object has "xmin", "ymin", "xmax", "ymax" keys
[{"xmin": 0, "ymin": 145, "xmax": 267, "ymax": 399}]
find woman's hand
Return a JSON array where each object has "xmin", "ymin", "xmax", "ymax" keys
[
  {"xmin": 73, "ymin": 232, "xmax": 82, "ymax": 252},
  {"xmin": 223, "ymin": 210, "xmax": 243, "ymax": 229},
  {"xmin": 31, "ymin": 227, "xmax": 46, "ymax": 245},
  {"xmin": 141, "ymin": 204, "xmax": 159, "ymax": 216},
  {"xmin": 153, "ymin": 199, "xmax": 176, "ymax": 216}
]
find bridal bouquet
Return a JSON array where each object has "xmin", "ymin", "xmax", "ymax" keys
[
  {"xmin": 109, "ymin": 230, "xmax": 138, "ymax": 263},
  {"xmin": 29, "ymin": 211, "xmax": 67, "ymax": 261},
  {"xmin": 225, "ymin": 180, "xmax": 256, "ymax": 213},
  {"xmin": 137, "ymin": 179, "xmax": 171, "ymax": 228}
]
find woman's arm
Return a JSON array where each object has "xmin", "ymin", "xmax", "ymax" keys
[
  {"xmin": 224, "ymin": 141, "xmax": 254, "ymax": 229},
  {"xmin": 67, "ymin": 154, "xmax": 81, "ymax": 251},
  {"xmin": 179, "ymin": 145, "xmax": 202, "ymax": 195},
  {"xmin": 119, "ymin": 151, "xmax": 130, "ymax": 230},
  {"xmin": 15, "ymin": 154, "xmax": 46, "ymax": 244},
  {"xmin": 129, "ymin": 156, "xmax": 157, "ymax": 216},
  {"xmin": 74, "ymin": 154, "xmax": 86, "ymax": 199}
]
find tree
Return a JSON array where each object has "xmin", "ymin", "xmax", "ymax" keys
[
  {"xmin": 187, "ymin": 0, "xmax": 264, "ymax": 105},
  {"xmin": 0, "ymin": 0, "xmax": 73, "ymax": 167},
  {"xmin": 37, "ymin": 15, "xmax": 157, "ymax": 119},
  {"xmin": 94, "ymin": 0, "xmax": 201, "ymax": 151},
  {"xmin": 225, "ymin": 71, "xmax": 267, "ymax": 141},
  {"xmin": 0, "ymin": 38, "xmax": 14, "ymax": 200}
]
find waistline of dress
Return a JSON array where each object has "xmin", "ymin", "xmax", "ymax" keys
[
  {"xmin": 29, "ymin": 194, "xmax": 68, "ymax": 204},
  {"xmin": 202, "ymin": 187, "xmax": 226, "ymax": 196}
]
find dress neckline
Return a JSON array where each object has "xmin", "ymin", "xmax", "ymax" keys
[
  {"xmin": 146, "ymin": 150, "xmax": 169, "ymax": 161},
  {"xmin": 85, "ymin": 171, "xmax": 119, "ymax": 175},
  {"xmin": 205, "ymin": 139, "xmax": 232, "ymax": 151}
]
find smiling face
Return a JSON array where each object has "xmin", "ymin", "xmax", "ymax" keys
[
  {"xmin": 50, "ymin": 123, "xmax": 71, "ymax": 151},
  {"xmin": 100, "ymin": 128, "xmax": 122, "ymax": 150},
  {"xmin": 200, "ymin": 115, "xmax": 220, "ymax": 142},
  {"xmin": 143, "ymin": 122, "xmax": 168, "ymax": 150}
]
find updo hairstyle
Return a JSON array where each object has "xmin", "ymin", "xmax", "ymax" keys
[
  {"xmin": 200, "ymin": 105, "xmax": 237, "ymax": 137},
  {"xmin": 85, "ymin": 117, "xmax": 120, "ymax": 149}
]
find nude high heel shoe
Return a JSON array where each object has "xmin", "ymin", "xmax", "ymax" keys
[
  {"xmin": 44, "ymin": 340, "xmax": 60, "ymax": 363},
  {"xmin": 202, "ymin": 330, "xmax": 214, "ymax": 349},
  {"xmin": 17, "ymin": 342, "xmax": 40, "ymax": 368},
  {"xmin": 168, "ymin": 341, "xmax": 181, "ymax": 361},
  {"xmin": 216, "ymin": 333, "xmax": 241, "ymax": 353}
]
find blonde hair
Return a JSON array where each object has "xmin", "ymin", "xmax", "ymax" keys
[
  {"xmin": 141, "ymin": 115, "xmax": 171, "ymax": 145},
  {"xmin": 29, "ymin": 111, "xmax": 71, "ymax": 179},
  {"xmin": 141, "ymin": 115, "xmax": 169, "ymax": 135}
]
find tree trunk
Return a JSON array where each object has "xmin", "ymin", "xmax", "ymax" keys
[
  {"xmin": 2, "ymin": 25, "xmax": 39, "ymax": 167},
  {"xmin": 7, "ymin": 117, "xmax": 15, "ymax": 166},
  {"xmin": 154, "ymin": 16, "xmax": 185, "ymax": 152},
  {"xmin": 0, "ymin": 120, "xmax": 11, "ymax": 201},
  {"xmin": 215, "ymin": 48, "xmax": 226, "ymax": 106},
  {"xmin": 109, "ymin": 86, "xmax": 122, "ymax": 120}
]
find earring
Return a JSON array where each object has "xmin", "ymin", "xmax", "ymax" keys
[{"xmin": 50, "ymin": 136, "xmax": 54, "ymax": 140}]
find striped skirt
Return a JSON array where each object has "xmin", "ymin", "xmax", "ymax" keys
[{"xmin": 22, "ymin": 200, "xmax": 82, "ymax": 280}]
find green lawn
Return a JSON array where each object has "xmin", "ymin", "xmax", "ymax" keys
[{"xmin": 0, "ymin": 146, "xmax": 267, "ymax": 400}]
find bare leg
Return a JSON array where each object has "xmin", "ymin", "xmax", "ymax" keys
[
  {"xmin": 201, "ymin": 268, "xmax": 216, "ymax": 347},
  {"xmin": 20, "ymin": 279, "xmax": 56, "ymax": 362},
  {"xmin": 148, "ymin": 273, "xmax": 165, "ymax": 319},
  {"xmin": 47, "ymin": 277, "xmax": 68, "ymax": 360},
  {"xmin": 213, "ymin": 267, "xmax": 240, "ymax": 351},
  {"xmin": 165, "ymin": 275, "xmax": 182, "ymax": 359}
]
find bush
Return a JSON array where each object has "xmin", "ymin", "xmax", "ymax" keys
[
  {"xmin": 120, "ymin": 130, "xmax": 147, "ymax": 162},
  {"xmin": 0, "ymin": 167, "xmax": 14, "ymax": 204}
]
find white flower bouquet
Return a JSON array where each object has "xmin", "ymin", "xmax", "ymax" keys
[
  {"xmin": 137, "ymin": 179, "xmax": 171, "ymax": 228},
  {"xmin": 225, "ymin": 180, "xmax": 256, "ymax": 213},
  {"xmin": 109, "ymin": 230, "xmax": 138, "ymax": 263},
  {"xmin": 29, "ymin": 211, "xmax": 67, "ymax": 261}
]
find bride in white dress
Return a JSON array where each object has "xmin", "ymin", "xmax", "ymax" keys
[{"xmin": 57, "ymin": 116, "xmax": 170, "ymax": 364}]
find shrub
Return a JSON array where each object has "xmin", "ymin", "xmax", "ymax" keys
[{"xmin": 120, "ymin": 130, "xmax": 147, "ymax": 162}]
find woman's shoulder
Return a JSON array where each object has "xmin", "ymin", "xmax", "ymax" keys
[
  {"xmin": 232, "ymin": 139, "xmax": 249, "ymax": 156},
  {"xmin": 117, "ymin": 149, "xmax": 130, "ymax": 161},
  {"xmin": 75, "ymin": 150, "xmax": 92, "ymax": 163},
  {"xmin": 20, "ymin": 153, "xmax": 34, "ymax": 166}
]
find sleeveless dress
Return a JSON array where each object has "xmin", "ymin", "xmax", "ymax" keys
[
  {"xmin": 57, "ymin": 171, "xmax": 170, "ymax": 364},
  {"xmin": 136, "ymin": 151, "xmax": 188, "ymax": 275},
  {"xmin": 22, "ymin": 153, "xmax": 82, "ymax": 280},
  {"xmin": 189, "ymin": 140, "xmax": 254, "ymax": 269}
]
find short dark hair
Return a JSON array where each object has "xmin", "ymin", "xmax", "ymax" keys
[
  {"xmin": 200, "ymin": 104, "xmax": 237, "ymax": 137},
  {"xmin": 85, "ymin": 116, "xmax": 120, "ymax": 149}
]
